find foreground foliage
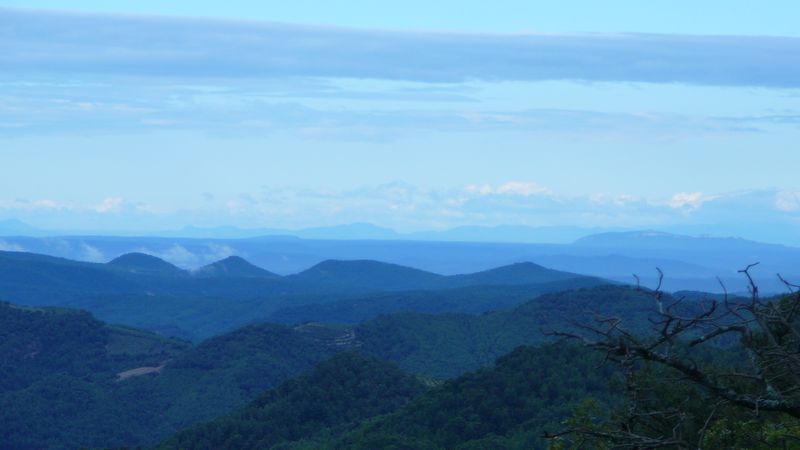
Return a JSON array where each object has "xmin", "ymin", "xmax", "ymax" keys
[{"xmin": 551, "ymin": 268, "xmax": 800, "ymax": 449}]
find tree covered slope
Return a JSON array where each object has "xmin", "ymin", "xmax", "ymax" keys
[
  {"xmin": 354, "ymin": 285, "xmax": 662, "ymax": 378},
  {"xmin": 0, "ymin": 301, "xmax": 340, "ymax": 449},
  {"xmin": 326, "ymin": 344, "xmax": 620, "ymax": 450},
  {"xmin": 159, "ymin": 352, "xmax": 428, "ymax": 450},
  {"xmin": 0, "ymin": 301, "xmax": 189, "ymax": 450}
]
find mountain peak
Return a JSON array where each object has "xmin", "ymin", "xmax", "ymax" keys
[
  {"xmin": 452, "ymin": 261, "xmax": 582, "ymax": 285},
  {"xmin": 195, "ymin": 256, "xmax": 278, "ymax": 278},
  {"xmin": 305, "ymin": 259, "xmax": 439, "ymax": 277},
  {"xmin": 107, "ymin": 252, "xmax": 184, "ymax": 275},
  {"xmin": 292, "ymin": 259, "xmax": 445, "ymax": 291}
]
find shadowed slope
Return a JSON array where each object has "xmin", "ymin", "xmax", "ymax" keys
[{"xmin": 159, "ymin": 352, "xmax": 427, "ymax": 449}]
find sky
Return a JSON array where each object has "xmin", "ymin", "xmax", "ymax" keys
[{"xmin": 1, "ymin": 1, "xmax": 800, "ymax": 239}]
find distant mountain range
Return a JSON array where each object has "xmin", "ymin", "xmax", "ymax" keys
[
  {"xmin": 6, "ymin": 217, "xmax": 800, "ymax": 247},
  {"xmin": 0, "ymin": 250, "xmax": 602, "ymax": 339},
  {"xmin": 0, "ymin": 219, "xmax": 610, "ymax": 242},
  {"xmin": 1, "ymin": 226, "xmax": 797, "ymax": 294},
  {"xmin": 9, "ymin": 217, "xmax": 800, "ymax": 244}
]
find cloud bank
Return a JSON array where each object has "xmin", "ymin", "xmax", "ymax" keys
[
  {"xmin": 4, "ymin": 184, "xmax": 800, "ymax": 237},
  {"xmin": 3, "ymin": 8, "xmax": 800, "ymax": 87}
]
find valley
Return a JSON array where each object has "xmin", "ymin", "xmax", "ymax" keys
[{"xmin": 0, "ymin": 255, "xmax": 663, "ymax": 449}]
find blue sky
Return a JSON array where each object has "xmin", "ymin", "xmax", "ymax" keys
[
  {"xmin": 4, "ymin": 1, "xmax": 800, "ymax": 35},
  {"xmin": 1, "ymin": 2, "xmax": 800, "ymax": 239}
]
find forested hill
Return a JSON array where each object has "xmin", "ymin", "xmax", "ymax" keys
[
  {"xmin": 159, "ymin": 352, "xmax": 428, "ymax": 450},
  {"xmin": 107, "ymin": 252, "xmax": 187, "ymax": 275},
  {"xmin": 354, "ymin": 284, "xmax": 664, "ymax": 378},
  {"xmin": 160, "ymin": 343, "xmax": 620, "ymax": 450},
  {"xmin": 0, "ymin": 301, "xmax": 189, "ymax": 387},
  {"xmin": 286, "ymin": 259, "xmax": 448, "ymax": 290},
  {"xmin": 194, "ymin": 255, "xmax": 281, "ymax": 278}
]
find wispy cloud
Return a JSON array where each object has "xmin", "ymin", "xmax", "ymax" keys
[
  {"xmin": 0, "ymin": 239, "xmax": 25, "ymax": 251},
  {"xmin": 178, "ymin": 184, "xmax": 800, "ymax": 230},
  {"xmin": 2, "ymin": 10, "xmax": 798, "ymax": 140},
  {"xmin": 133, "ymin": 243, "xmax": 239, "ymax": 267},
  {"xmin": 79, "ymin": 242, "xmax": 105, "ymax": 262},
  {"xmin": 2, "ymin": 8, "xmax": 800, "ymax": 87},
  {"xmin": 0, "ymin": 86, "xmax": 785, "ymax": 139}
]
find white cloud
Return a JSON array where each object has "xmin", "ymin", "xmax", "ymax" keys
[
  {"xmin": 495, "ymin": 181, "xmax": 551, "ymax": 196},
  {"xmin": 668, "ymin": 192, "xmax": 714, "ymax": 211},
  {"xmin": 2, "ymin": 186, "xmax": 799, "ymax": 237},
  {"xmin": 131, "ymin": 244, "xmax": 237, "ymax": 268},
  {"xmin": 95, "ymin": 197, "xmax": 124, "ymax": 213},
  {"xmin": 776, "ymin": 191, "xmax": 800, "ymax": 212},
  {"xmin": 589, "ymin": 193, "xmax": 645, "ymax": 207},
  {"xmin": 465, "ymin": 181, "xmax": 550, "ymax": 197},
  {"xmin": 115, "ymin": 186, "xmax": 800, "ymax": 233},
  {"xmin": 32, "ymin": 199, "xmax": 63, "ymax": 209}
]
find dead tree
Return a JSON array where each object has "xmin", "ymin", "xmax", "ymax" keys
[{"xmin": 547, "ymin": 264, "xmax": 800, "ymax": 449}]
